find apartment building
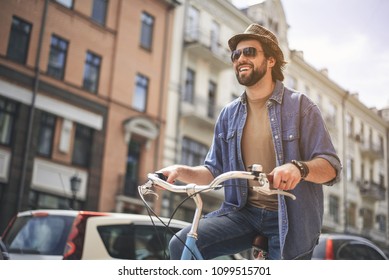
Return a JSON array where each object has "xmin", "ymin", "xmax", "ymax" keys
[
  {"xmin": 163, "ymin": 0, "xmax": 389, "ymax": 251},
  {"xmin": 0, "ymin": 0, "xmax": 178, "ymax": 232}
]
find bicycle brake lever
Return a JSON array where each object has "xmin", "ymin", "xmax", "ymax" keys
[
  {"xmin": 138, "ymin": 180, "xmax": 159, "ymax": 199},
  {"xmin": 252, "ymin": 174, "xmax": 296, "ymax": 200},
  {"xmin": 252, "ymin": 186, "xmax": 296, "ymax": 200}
]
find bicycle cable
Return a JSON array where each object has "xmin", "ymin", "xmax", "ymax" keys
[{"xmin": 138, "ymin": 182, "xmax": 246, "ymax": 260}]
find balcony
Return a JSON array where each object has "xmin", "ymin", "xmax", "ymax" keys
[
  {"xmin": 357, "ymin": 180, "xmax": 386, "ymax": 202},
  {"xmin": 359, "ymin": 141, "xmax": 384, "ymax": 160},
  {"xmin": 181, "ymin": 95, "xmax": 222, "ymax": 129},
  {"xmin": 184, "ymin": 29, "xmax": 231, "ymax": 70}
]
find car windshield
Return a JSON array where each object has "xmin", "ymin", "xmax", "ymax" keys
[{"xmin": 2, "ymin": 215, "xmax": 75, "ymax": 255}]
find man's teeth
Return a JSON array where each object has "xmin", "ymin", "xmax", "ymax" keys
[{"xmin": 239, "ymin": 67, "xmax": 249, "ymax": 72}]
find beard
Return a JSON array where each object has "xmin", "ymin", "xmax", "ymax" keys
[{"xmin": 235, "ymin": 59, "xmax": 267, "ymax": 87}]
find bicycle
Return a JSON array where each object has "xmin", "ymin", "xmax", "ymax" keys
[{"xmin": 138, "ymin": 164, "xmax": 296, "ymax": 260}]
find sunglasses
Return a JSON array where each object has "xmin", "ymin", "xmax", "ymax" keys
[{"xmin": 231, "ymin": 47, "xmax": 261, "ymax": 62}]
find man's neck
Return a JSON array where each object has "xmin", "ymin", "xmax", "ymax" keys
[{"xmin": 245, "ymin": 78, "xmax": 276, "ymax": 101}]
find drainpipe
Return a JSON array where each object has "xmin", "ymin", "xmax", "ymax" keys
[
  {"xmin": 17, "ymin": 0, "xmax": 49, "ymax": 212},
  {"xmin": 342, "ymin": 91, "xmax": 349, "ymax": 233},
  {"xmin": 154, "ymin": 5, "xmax": 170, "ymax": 171}
]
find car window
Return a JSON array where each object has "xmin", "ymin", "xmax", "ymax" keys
[
  {"xmin": 337, "ymin": 242, "xmax": 386, "ymax": 260},
  {"xmin": 97, "ymin": 224, "xmax": 180, "ymax": 260},
  {"xmin": 3, "ymin": 215, "xmax": 74, "ymax": 255}
]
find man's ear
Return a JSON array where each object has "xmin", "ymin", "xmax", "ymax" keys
[{"xmin": 267, "ymin": 56, "xmax": 276, "ymax": 68}]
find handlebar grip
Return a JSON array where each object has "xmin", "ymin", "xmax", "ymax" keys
[{"xmin": 155, "ymin": 172, "xmax": 168, "ymax": 181}]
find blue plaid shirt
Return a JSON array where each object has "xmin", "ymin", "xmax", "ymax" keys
[{"xmin": 204, "ymin": 80, "xmax": 342, "ymax": 259}]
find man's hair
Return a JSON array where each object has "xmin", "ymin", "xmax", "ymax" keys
[{"xmin": 262, "ymin": 43, "xmax": 287, "ymax": 82}]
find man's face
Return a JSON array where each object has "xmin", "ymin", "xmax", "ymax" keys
[{"xmin": 232, "ymin": 39, "xmax": 269, "ymax": 86}]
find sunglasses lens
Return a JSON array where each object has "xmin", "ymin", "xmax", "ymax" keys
[
  {"xmin": 231, "ymin": 47, "xmax": 257, "ymax": 62},
  {"xmin": 243, "ymin": 47, "xmax": 256, "ymax": 57},
  {"xmin": 231, "ymin": 50, "xmax": 241, "ymax": 62}
]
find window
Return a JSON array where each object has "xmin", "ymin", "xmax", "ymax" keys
[
  {"xmin": 124, "ymin": 139, "xmax": 142, "ymax": 197},
  {"xmin": 327, "ymin": 102, "xmax": 337, "ymax": 126},
  {"xmin": 7, "ymin": 16, "xmax": 32, "ymax": 64},
  {"xmin": 83, "ymin": 51, "xmax": 101, "ymax": 93},
  {"xmin": 346, "ymin": 158, "xmax": 354, "ymax": 181},
  {"xmin": 346, "ymin": 114, "xmax": 354, "ymax": 137},
  {"xmin": 0, "ymin": 97, "xmax": 17, "ymax": 146},
  {"xmin": 133, "ymin": 74, "xmax": 149, "ymax": 112},
  {"xmin": 91, "ymin": 0, "xmax": 108, "ymax": 25},
  {"xmin": 181, "ymin": 137, "xmax": 208, "ymax": 166},
  {"xmin": 55, "ymin": 0, "xmax": 73, "ymax": 8},
  {"xmin": 376, "ymin": 214, "xmax": 386, "ymax": 233},
  {"xmin": 210, "ymin": 21, "xmax": 220, "ymax": 52},
  {"xmin": 184, "ymin": 68, "xmax": 195, "ymax": 103},
  {"xmin": 329, "ymin": 195, "xmax": 339, "ymax": 223},
  {"xmin": 140, "ymin": 12, "xmax": 154, "ymax": 50},
  {"xmin": 361, "ymin": 208, "xmax": 373, "ymax": 229},
  {"xmin": 47, "ymin": 35, "xmax": 68, "ymax": 80},
  {"xmin": 186, "ymin": 5, "xmax": 200, "ymax": 41},
  {"xmin": 37, "ymin": 112, "xmax": 56, "ymax": 157},
  {"xmin": 208, "ymin": 81, "xmax": 217, "ymax": 118},
  {"xmin": 347, "ymin": 202, "xmax": 356, "ymax": 227},
  {"xmin": 72, "ymin": 124, "xmax": 93, "ymax": 167},
  {"xmin": 337, "ymin": 243, "xmax": 386, "ymax": 260},
  {"xmin": 97, "ymin": 224, "xmax": 182, "ymax": 260}
]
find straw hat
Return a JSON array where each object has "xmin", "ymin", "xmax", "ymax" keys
[{"xmin": 228, "ymin": 23, "xmax": 285, "ymax": 63}]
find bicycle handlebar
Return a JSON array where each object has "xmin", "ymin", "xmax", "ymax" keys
[{"xmin": 139, "ymin": 165, "xmax": 296, "ymax": 200}]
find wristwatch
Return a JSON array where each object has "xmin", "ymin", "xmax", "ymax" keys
[{"xmin": 291, "ymin": 160, "xmax": 309, "ymax": 180}]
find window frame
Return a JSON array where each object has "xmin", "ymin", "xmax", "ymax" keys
[
  {"xmin": 181, "ymin": 137, "xmax": 208, "ymax": 166},
  {"xmin": 140, "ymin": 11, "xmax": 155, "ymax": 51},
  {"xmin": 82, "ymin": 51, "xmax": 102, "ymax": 94},
  {"xmin": 37, "ymin": 111, "xmax": 57, "ymax": 158},
  {"xmin": 91, "ymin": 0, "xmax": 108, "ymax": 25},
  {"xmin": 0, "ymin": 97, "xmax": 17, "ymax": 146},
  {"xmin": 132, "ymin": 73, "xmax": 149, "ymax": 112},
  {"xmin": 184, "ymin": 68, "xmax": 195, "ymax": 103},
  {"xmin": 6, "ymin": 16, "xmax": 32, "ymax": 64},
  {"xmin": 72, "ymin": 123, "xmax": 93, "ymax": 167},
  {"xmin": 47, "ymin": 34, "xmax": 69, "ymax": 80}
]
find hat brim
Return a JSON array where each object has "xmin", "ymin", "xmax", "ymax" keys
[{"xmin": 228, "ymin": 33, "xmax": 284, "ymax": 62}]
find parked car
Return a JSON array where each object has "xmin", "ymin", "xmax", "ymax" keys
[
  {"xmin": 1, "ymin": 209, "xmax": 242, "ymax": 260},
  {"xmin": 312, "ymin": 233, "xmax": 388, "ymax": 260}
]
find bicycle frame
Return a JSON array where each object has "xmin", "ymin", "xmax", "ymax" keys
[{"xmin": 138, "ymin": 164, "xmax": 296, "ymax": 260}]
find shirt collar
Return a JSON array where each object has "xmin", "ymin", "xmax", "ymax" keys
[{"xmin": 240, "ymin": 80, "xmax": 285, "ymax": 105}]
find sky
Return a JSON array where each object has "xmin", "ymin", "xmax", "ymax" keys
[{"xmin": 231, "ymin": 0, "xmax": 389, "ymax": 109}]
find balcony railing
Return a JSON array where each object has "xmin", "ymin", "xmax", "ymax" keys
[
  {"xmin": 357, "ymin": 180, "xmax": 386, "ymax": 201},
  {"xmin": 359, "ymin": 141, "xmax": 384, "ymax": 160},
  {"xmin": 184, "ymin": 28, "xmax": 231, "ymax": 70},
  {"xmin": 181, "ymin": 95, "xmax": 222, "ymax": 127}
]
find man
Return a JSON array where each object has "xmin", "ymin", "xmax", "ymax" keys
[{"xmin": 161, "ymin": 23, "xmax": 342, "ymax": 259}]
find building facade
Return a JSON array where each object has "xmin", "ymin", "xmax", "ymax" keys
[
  {"xmin": 1, "ymin": 0, "xmax": 388, "ymax": 254},
  {"xmin": 0, "ymin": 0, "xmax": 178, "ymax": 232}
]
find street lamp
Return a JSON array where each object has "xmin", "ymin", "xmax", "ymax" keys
[{"xmin": 70, "ymin": 174, "xmax": 81, "ymax": 209}]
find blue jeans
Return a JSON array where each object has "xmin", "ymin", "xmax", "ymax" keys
[{"xmin": 169, "ymin": 205, "xmax": 280, "ymax": 260}]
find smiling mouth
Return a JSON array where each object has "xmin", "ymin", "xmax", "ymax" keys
[{"xmin": 238, "ymin": 65, "xmax": 251, "ymax": 73}]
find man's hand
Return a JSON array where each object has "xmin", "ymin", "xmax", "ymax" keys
[{"xmin": 269, "ymin": 163, "xmax": 301, "ymax": 190}]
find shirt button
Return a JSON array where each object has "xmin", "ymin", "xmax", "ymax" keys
[
  {"xmin": 271, "ymin": 118, "xmax": 275, "ymax": 122},
  {"xmin": 275, "ymin": 135, "xmax": 279, "ymax": 139},
  {"xmin": 289, "ymin": 135, "xmax": 293, "ymax": 139}
]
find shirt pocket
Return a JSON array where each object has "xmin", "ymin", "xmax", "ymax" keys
[
  {"xmin": 218, "ymin": 130, "xmax": 236, "ymax": 143},
  {"xmin": 282, "ymin": 127, "xmax": 300, "ymax": 161},
  {"xmin": 217, "ymin": 130, "xmax": 237, "ymax": 166},
  {"xmin": 282, "ymin": 128, "xmax": 299, "ymax": 142}
]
